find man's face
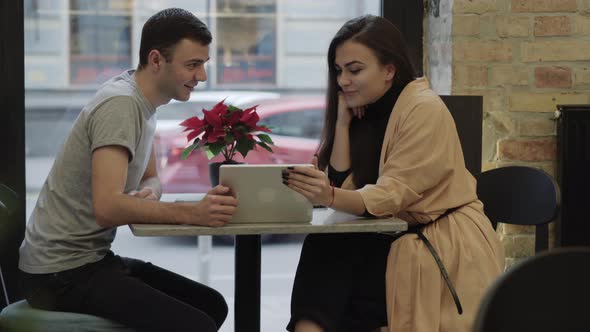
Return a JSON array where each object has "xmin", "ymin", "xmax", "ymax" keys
[{"xmin": 158, "ymin": 38, "xmax": 210, "ymax": 102}]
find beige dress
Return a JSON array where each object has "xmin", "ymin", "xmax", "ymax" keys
[{"xmin": 342, "ymin": 77, "xmax": 505, "ymax": 332}]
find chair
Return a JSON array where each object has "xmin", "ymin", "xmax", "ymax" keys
[
  {"xmin": 0, "ymin": 183, "xmax": 135, "ymax": 332},
  {"xmin": 473, "ymin": 247, "xmax": 590, "ymax": 332},
  {"xmin": 476, "ymin": 166, "xmax": 559, "ymax": 253}
]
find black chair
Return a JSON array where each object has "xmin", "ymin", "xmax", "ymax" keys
[
  {"xmin": 476, "ymin": 166, "xmax": 559, "ymax": 253},
  {"xmin": 473, "ymin": 247, "xmax": 590, "ymax": 332},
  {"xmin": 0, "ymin": 183, "xmax": 19, "ymax": 310},
  {"xmin": 0, "ymin": 183, "xmax": 135, "ymax": 332}
]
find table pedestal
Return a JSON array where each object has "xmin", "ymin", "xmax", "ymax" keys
[{"xmin": 235, "ymin": 234, "xmax": 261, "ymax": 332}]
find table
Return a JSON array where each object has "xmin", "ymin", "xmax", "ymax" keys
[{"xmin": 129, "ymin": 194, "xmax": 407, "ymax": 332}]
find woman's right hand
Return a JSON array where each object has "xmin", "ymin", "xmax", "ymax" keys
[{"xmin": 337, "ymin": 92, "xmax": 366, "ymax": 127}]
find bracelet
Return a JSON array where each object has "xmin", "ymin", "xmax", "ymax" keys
[{"xmin": 327, "ymin": 185, "xmax": 335, "ymax": 207}]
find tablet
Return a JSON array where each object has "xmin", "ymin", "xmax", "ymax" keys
[{"xmin": 220, "ymin": 164, "xmax": 314, "ymax": 224}]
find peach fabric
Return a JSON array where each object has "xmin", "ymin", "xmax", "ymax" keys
[{"xmin": 343, "ymin": 77, "xmax": 504, "ymax": 332}]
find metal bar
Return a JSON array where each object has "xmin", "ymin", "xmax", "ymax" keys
[
  {"xmin": 535, "ymin": 224, "xmax": 549, "ymax": 253},
  {"xmin": 234, "ymin": 234, "xmax": 261, "ymax": 332},
  {"xmin": 198, "ymin": 235, "xmax": 212, "ymax": 285},
  {"xmin": 0, "ymin": 266, "xmax": 10, "ymax": 306}
]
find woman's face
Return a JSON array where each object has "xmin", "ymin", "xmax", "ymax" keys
[{"xmin": 334, "ymin": 40, "xmax": 395, "ymax": 108}]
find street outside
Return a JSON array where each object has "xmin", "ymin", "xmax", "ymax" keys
[{"xmin": 26, "ymin": 157, "xmax": 303, "ymax": 332}]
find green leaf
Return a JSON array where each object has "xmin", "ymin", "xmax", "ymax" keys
[
  {"xmin": 208, "ymin": 140, "xmax": 226, "ymax": 157},
  {"xmin": 181, "ymin": 140, "xmax": 201, "ymax": 160},
  {"xmin": 256, "ymin": 141, "xmax": 274, "ymax": 153},
  {"xmin": 257, "ymin": 133, "xmax": 274, "ymax": 145},
  {"xmin": 225, "ymin": 133, "xmax": 235, "ymax": 145},
  {"xmin": 226, "ymin": 105, "xmax": 239, "ymax": 116},
  {"xmin": 236, "ymin": 138, "xmax": 255, "ymax": 158},
  {"xmin": 205, "ymin": 147, "xmax": 215, "ymax": 159},
  {"xmin": 233, "ymin": 124, "xmax": 247, "ymax": 134}
]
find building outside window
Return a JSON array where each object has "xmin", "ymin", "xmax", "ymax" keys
[
  {"xmin": 69, "ymin": 0, "xmax": 132, "ymax": 85},
  {"xmin": 216, "ymin": 0, "xmax": 276, "ymax": 85}
]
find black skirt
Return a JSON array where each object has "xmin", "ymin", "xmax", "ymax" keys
[{"xmin": 287, "ymin": 232, "xmax": 395, "ymax": 332}]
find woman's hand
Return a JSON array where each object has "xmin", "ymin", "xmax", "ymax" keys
[
  {"xmin": 283, "ymin": 156, "xmax": 333, "ymax": 206},
  {"xmin": 337, "ymin": 92, "xmax": 367, "ymax": 127}
]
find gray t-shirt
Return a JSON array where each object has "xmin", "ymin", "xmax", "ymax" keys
[{"xmin": 19, "ymin": 70, "xmax": 156, "ymax": 274}]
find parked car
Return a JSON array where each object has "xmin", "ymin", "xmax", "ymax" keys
[{"xmin": 154, "ymin": 92, "xmax": 325, "ymax": 194}]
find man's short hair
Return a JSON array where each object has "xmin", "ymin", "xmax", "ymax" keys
[{"xmin": 138, "ymin": 8, "xmax": 212, "ymax": 69}]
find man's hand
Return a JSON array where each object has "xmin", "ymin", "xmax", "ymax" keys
[
  {"xmin": 193, "ymin": 185, "xmax": 239, "ymax": 227},
  {"xmin": 128, "ymin": 187, "xmax": 158, "ymax": 201}
]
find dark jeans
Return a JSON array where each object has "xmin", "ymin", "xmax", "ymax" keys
[
  {"xmin": 287, "ymin": 233, "xmax": 395, "ymax": 332},
  {"xmin": 19, "ymin": 252, "xmax": 228, "ymax": 332}
]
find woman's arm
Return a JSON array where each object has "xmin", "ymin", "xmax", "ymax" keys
[
  {"xmin": 330, "ymin": 122, "xmax": 351, "ymax": 171},
  {"xmin": 285, "ymin": 159, "xmax": 366, "ymax": 216},
  {"xmin": 329, "ymin": 93, "xmax": 366, "ymax": 171},
  {"xmin": 330, "ymin": 187, "xmax": 366, "ymax": 215}
]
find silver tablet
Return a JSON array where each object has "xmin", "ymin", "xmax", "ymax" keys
[{"xmin": 220, "ymin": 164, "xmax": 314, "ymax": 224}]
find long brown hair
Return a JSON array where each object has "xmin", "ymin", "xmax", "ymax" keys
[{"xmin": 317, "ymin": 15, "xmax": 417, "ymax": 188}]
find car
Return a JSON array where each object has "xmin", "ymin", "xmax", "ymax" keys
[{"xmin": 154, "ymin": 92, "xmax": 326, "ymax": 194}]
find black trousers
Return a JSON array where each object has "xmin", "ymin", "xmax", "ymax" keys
[
  {"xmin": 287, "ymin": 233, "xmax": 395, "ymax": 332},
  {"xmin": 19, "ymin": 252, "xmax": 228, "ymax": 332}
]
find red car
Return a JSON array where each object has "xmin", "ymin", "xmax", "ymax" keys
[{"xmin": 154, "ymin": 91, "xmax": 325, "ymax": 193}]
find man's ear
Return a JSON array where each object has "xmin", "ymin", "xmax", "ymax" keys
[
  {"xmin": 385, "ymin": 64, "xmax": 396, "ymax": 82},
  {"xmin": 148, "ymin": 49, "xmax": 163, "ymax": 70}
]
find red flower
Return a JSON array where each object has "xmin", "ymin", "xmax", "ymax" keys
[
  {"xmin": 202, "ymin": 108, "xmax": 223, "ymax": 130},
  {"xmin": 179, "ymin": 99, "xmax": 275, "ymax": 161},
  {"xmin": 179, "ymin": 116, "xmax": 205, "ymax": 142},
  {"xmin": 240, "ymin": 106, "xmax": 259, "ymax": 126}
]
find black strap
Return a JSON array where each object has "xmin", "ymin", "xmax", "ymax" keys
[
  {"xmin": 402, "ymin": 207, "xmax": 463, "ymax": 315},
  {"xmin": 410, "ymin": 224, "xmax": 463, "ymax": 314}
]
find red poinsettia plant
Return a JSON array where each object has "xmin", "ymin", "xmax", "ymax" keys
[{"xmin": 179, "ymin": 99, "xmax": 274, "ymax": 161}]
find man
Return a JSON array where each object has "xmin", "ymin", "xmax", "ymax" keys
[{"xmin": 18, "ymin": 8, "xmax": 237, "ymax": 332}]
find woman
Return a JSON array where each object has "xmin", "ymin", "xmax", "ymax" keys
[{"xmin": 283, "ymin": 15, "xmax": 504, "ymax": 332}]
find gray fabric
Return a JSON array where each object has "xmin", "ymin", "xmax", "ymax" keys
[
  {"xmin": 0, "ymin": 300, "xmax": 136, "ymax": 332},
  {"xmin": 19, "ymin": 70, "xmax": 156, "ymax": 274}
]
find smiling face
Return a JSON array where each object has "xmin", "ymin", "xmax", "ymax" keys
[
  {"xmin": 156, "ymin": 38, "xmax": 210, "ymax": 103},
  {"xmin": 334, "ymin": 40, "xmax": 395, "ymax": 108}
]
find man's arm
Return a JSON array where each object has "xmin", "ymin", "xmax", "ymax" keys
[
  {"xmin": 134, "ymin": 145, "xmax": 162, "ymax": 201},
  {"xmin": 91, "ymin": 145, "xmax": 238, "ymax": 228}
]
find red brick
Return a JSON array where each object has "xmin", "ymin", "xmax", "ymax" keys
[
  {"xmin": 512, "ymin": 0, "xmax": 577, "ymax": 12},
  {"xmin": 498, "ymin": 138, "xmax": 556, "ymax": 161},
  {"xmin": 534, "ymin": 66, "xmax": 572, "ymax": 88},
  {"xmin": 534, "ymin": 16, "xmax": 572, "ymax": 36}
]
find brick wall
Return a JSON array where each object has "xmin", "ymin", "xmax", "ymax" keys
[{"xmin": 426, "ymin": 0, "xmax": 590, "ymax": 266}]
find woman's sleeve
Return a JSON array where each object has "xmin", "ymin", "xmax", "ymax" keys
[{"xmin": 358, "ymin": 98, "xmax": 459, "ymax": 217}]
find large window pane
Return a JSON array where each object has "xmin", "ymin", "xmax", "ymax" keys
[
  {"xmin": 69, "ymin": 0, "xmax": 132, "ymax": 85},
  {"xmin": 25, "ymin": 2, "xmax": 381, "ymax": 331},
  {"xmin": 216, "ymin": 0, "xmax": 276, "ymax": 85}
]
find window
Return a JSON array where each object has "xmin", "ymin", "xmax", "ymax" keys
[
  {"xmin": 216, "ymin": 0, "xmax": 277, "ymax": 86},
  {"xmin": 69, "ymin": 0, "xmax": 132, "ymax": 85},
  {"xmin": 23, "ymin": 2, "xmax": 382, "ymax": 331},
  {"xmin": 259, "ymin": 110, "xmax": 324, "ymax": 139}
]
